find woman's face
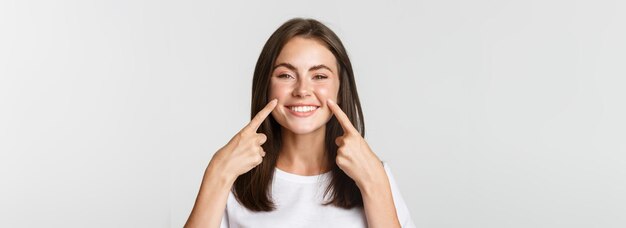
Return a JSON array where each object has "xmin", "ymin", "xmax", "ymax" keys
[{"xmin": 269, "ymin": 36, "xmax": 340, "ymax": 135}]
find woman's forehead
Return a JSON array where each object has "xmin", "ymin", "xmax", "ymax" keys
[{"xmin": 274, "ymin": 37, "xmax": 338, "ymax": 73}]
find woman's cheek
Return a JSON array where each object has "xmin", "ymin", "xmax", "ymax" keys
[
  {"xmin": 314, "ymin": 87, "xmax": 333, "ymax": 120},
  {"xmin": 269, "ymin": 84, "xmax": 287, "ymax": 103},
  {"xmin": 314, "ymin": 87, "xmax": 329, "ymax": 100},
  {"xmin": 268, "ymin": 84, "xmax": 284, "ymax": 119},
  {"xmin": 315, "ymin": 86, "xmax": 338, "ymax": 104}
]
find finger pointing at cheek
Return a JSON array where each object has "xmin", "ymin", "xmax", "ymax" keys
[
  {"xmin": 326, "ymin": 99, "xmax": 358, "ymax": 135},
  {"xmin": 326, "ymin": 98, "xmax": 385, "ymax": 189},
  {"xmin": 245, "ymin": 99, "xmax": 278, "ymax": 132}
]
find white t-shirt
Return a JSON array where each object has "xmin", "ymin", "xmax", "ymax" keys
[{"xmin": 220, "ymin": 162, "xmax": 415, "ymax": 228}]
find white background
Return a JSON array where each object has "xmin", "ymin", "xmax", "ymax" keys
[{"xmin": 1, "ymin": 0, "xmax": 625, "ymax": 227}]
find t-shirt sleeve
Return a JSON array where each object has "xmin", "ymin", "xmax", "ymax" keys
[
  {"xmin": 219, "ymin": 208, "xmax": 229, "ymax": 228},
  {"xmin": 383, "ymin": 161, "xmax": 416, "ymax": 228}
]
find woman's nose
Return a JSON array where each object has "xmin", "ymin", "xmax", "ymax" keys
[{"xmin": 292, "ymin": 78, "xmax": 312, "ymax": 97}]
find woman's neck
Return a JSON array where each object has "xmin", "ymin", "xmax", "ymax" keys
[{"xmin": 276, "ymin": 126, "xmax": 329, "ymax": 176}]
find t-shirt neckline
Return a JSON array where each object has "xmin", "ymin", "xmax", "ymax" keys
[{"xmin": 274, "ymin": 167, "xmax": 332, "ymax": 183}]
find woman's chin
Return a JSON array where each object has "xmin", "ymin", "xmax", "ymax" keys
[{"xmin": 281, "ymin": 123, "xmax": 323, "ymax": 135}]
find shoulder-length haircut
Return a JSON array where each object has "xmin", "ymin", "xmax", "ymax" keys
[{"xmin": 233, "ymin": 18, "xmax": 365, "ymax": 212}]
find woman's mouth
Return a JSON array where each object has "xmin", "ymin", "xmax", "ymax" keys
[{"xmin": 285, "ymin": 105, "xmax": 320, "ymax": 117}]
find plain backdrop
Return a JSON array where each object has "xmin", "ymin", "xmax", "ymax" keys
[{"xmin": 1, "ymin": 0, "xmax": 625, "ymax": 227}]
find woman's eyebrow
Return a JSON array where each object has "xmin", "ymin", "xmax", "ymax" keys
[
  {"xmin": 273, "ymin": 62, "xmax": 334, "ymax": 73},
  {"xmin": 273, "ymin": 62, "xmax": 297, "ymax": 71},
  {"xmin": 309, "ymin": 64, "xmax": 334, "ymax": 73}
]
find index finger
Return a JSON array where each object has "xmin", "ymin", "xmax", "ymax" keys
[
  {"xmin": 245, "ymin": 99, "xmax": 278, "ymax": 132},
  {"xmin": 326, "ymin": 99, "xmax": 358, "ymax": 134}
]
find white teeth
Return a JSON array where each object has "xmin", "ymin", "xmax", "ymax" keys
[{"xmin": 289, "ymin": 106, "xmax": 318, "ymax": 113}]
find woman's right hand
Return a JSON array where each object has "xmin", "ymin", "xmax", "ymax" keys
[
  {"xmin": 184, "ymin": 99, "xmax": 277, "ymax": 228},
  {"xmin": 207, "ymin": 99, "xmax": 278, "ymax": 181}
]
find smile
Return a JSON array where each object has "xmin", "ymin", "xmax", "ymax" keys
[{"xmin": 285, "ymin": 105, "xmax": 320, "ymax": 117}]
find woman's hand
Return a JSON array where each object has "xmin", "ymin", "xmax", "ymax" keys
[
  {"xmin": 208, "ymin": 99, "xmax": 277, "ymax": 181},
  {"xmin": 327, "ymin": 99, "xmax": 401, "ymax": 228},
  {"xmin": 326, "ymin": 99, "xmax": 387, "ymax": 191},
  {"xmin": 185, "ymin": 99, "xmax": 278, "ymax": 228}
]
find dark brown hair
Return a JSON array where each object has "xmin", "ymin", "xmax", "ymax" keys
[{"xmin": 233, "ymin": 18, "xmax": 365, "ymax": 211}]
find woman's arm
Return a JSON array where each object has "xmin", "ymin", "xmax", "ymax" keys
[
  {"xmin": 326, "ymin": 99, "xmax": 401, "ymax": 227},
  {"xmin": 184, "ymin": 163, "xmax": 236, "ymax": 228},
  {"xmin": 184, "ymin": 100, "xmax": 278, "ymax": 228},
  {"xmin": 358, "ymin": 164, "xmax": 401, "ymax": 228}
]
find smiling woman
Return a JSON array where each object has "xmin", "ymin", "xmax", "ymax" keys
[
  {"xmin": 270, "ymin": 37, "xmax": 340, "ymax": 135},
  {"xmin": 184, "ymin": 18, "xmax": 415, "ymax": 228}
]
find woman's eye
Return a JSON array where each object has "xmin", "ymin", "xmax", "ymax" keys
[
  {"xmin": 277, "ymin": 74, "xmax": 294, "ymax": 79},
  {"xmin": 313, "ymin": 75, "xmax": 328, "ymax": 80}
]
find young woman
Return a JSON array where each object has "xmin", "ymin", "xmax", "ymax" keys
[{"xmin": 185, "ymin": 18, "xmax": 415, "ymax": 228}]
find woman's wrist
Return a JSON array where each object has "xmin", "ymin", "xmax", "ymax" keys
[
  {"xmin": 357, "ymin": 175, "xmax": 392, "ymax": 197},
  {"xmin": 354, "ymin": 162, "xmax": 388, "ymax": 194},
  {"xmin": 205, "ymin": 160, "xmax": 237, "ymax": 187}
]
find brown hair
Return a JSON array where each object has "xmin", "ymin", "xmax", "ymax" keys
[{"xmin": 233, "ymin": 18, "xmax": 365, "ymax": 211}]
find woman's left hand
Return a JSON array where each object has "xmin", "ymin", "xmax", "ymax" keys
[{"xmin": 326, "ymin": 99, "xmax": 387, "ymax": 190}]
